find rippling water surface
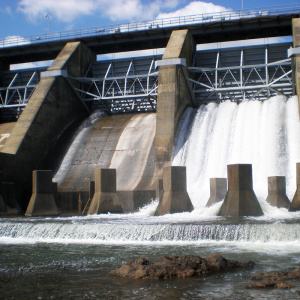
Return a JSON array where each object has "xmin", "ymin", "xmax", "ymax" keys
[{"xmin": 1, "ymin": 210, "xmax": 300, "ymax": 299}]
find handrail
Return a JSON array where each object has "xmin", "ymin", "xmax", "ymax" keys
[{"xmin": 0, "ymin": 4, "xmax": 299, "ymax": 48}]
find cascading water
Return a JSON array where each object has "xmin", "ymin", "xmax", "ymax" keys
[
  {"xmin": 2, "ymin": 96, "xmax": 300, "ymax": 299},
  {"xmin": 173, "ymin": 95, "xmax": 300, "ymax": 211}
]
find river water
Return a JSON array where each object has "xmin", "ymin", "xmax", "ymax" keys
[
  {"xmin": 1, "ymin": 96, "xmax": 300, "ymax": 299},
  {"xmin": 2, "ymin": 205, "xmax": 300, "ymax": 299}
]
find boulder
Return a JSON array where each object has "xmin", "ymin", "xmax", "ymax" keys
[
  {"xmin": 111, "ymin": 254, "xmax": 255, "ymax": 279},
  {"xmin": 248, "ymin": 266, "xmax": 300, "ymax": 289}
]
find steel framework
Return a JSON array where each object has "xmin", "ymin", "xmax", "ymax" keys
[
  {"xmin": 189, "ymin": 45, "xmax": 293, "ymax": 103},
  {"xmin": 0, "ymin": 71, "xmax": 38, "ymax": 108},
  {"xmin": 73, "ymin": 58, "xmax": 159, "ymax": 113},
  {"xmin": 0, "ymin": 44, "xmax": 295, "ymax": 121}
]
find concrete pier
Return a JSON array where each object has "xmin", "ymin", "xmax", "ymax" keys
[
  {"xmin": 0, "ymin": 41, "xmax": 95, "ymax": 210},
  {"xmin": 218, "ymin": 164, "xmax": 263, "ymax": 216},
  {"xmin": 155, "ymin": 166, "xmax": 193, "ymax": 215},
  {"xmin": 292, "ymin": 19, "xmax": 300, "ymax": 110},
  {"xmin": 0, "ymin": 172, "xmax": 6, "ymax": 214},
  {"xmin": 87, "ymin": 169, "xmax": 123, "ymax": 214},
  {"xmin": 25, "ymin": 170, "xmax": 59, "ymax": 216},
  {"xmin": 266, "ymin": 176, "xmax": 290, "ymax": 208},
  {"xmin": 206, "ymin": 178, "xmax": 227, "ymax": 207},
  {"xmin": 154, "ymin": 29, "xmax": 195, "ymax": 181},
  {"xmin": 289, "ymin": 163, "xmax": 300, "ymax": 211},
  {"xmin": 156, "ymin": 179, "xmax": 163, "ymax": 200},
  {"xmin": 82, "ymin": 180, "xmax": 95, "ymax": 214},
  {"xmin": 1, "ymin": 182, "xmax": 21, "ymax": 214},
  {"xmin": 0, "ymin": 184, "xmax": 6, "ymax": 215}
]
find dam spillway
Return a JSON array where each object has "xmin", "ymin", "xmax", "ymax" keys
[
  {"xmin": 1, "ymin": 10, "xmax": 300, "ymax": 300},
  {"xmin": 51, "ymin": 112, "xmax": 156, "ymax": 212},
  {"xmin": 173, "ymin": 95, "xmax": 300, "ymax": 210}
]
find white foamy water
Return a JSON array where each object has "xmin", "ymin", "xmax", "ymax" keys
[
  {"xmin": 2, "ymin": 216, "xmax": 300, "ymax": 255},
  {"xmin": 173, "ymin": 96, "xmax": 300, "ymax": 211}
]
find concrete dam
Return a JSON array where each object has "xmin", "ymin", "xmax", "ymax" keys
[
  {"xmin": 52, "ymin": 112, "xmax": 156, "ymax": 212},
  {"xmin": 1, "ymin": 7, "xmax": 300, "ymax": 217}
]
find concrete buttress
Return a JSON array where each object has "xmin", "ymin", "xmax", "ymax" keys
[
  {"xmin": 292, "ymin": 19, "xmax": 300, "ymax": 110},
  {"xmin": 289, "ymin": 163, "xmax": 300, "ymax": 211},
  {"xmin": 206, "ymin": 178, "xmax": 227, "ymax": 207},
  {"xmin": 25, "ymin": 170, "xmax": 59, "ymax": 216},
  {"xmin": 155, "ymin": 166, "xmax": 194, "ymax": 215},
  {"xmin": 266, "ymin": 176, "xmax": 290, "ymax": 208},
  {"xmin": 87, "ymin": 169, "xmax": 123, "ymax": 214},
  {"xmin": 0, "ymin": 42, "xmax": 96, "ymax": 210},
  {"xmin": 218, "ymin": 164, "xmax": 263, "ymax": 217},
  {"xmin": 154, "ymin": 29, "xmax": 195, "ymax": 183}
]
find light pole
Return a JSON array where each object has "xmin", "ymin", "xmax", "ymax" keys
[{"xmin": 45, "ymin": 14, "xmax": 50, "ymax": 33}]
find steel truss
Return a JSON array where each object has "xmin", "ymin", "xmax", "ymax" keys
[
  {"xmin": 0, "ymin": 70, "xmax": 39, "ymax": 120},
  {"xmin": 72, "ymin": 59, "xmax": 158, "ymax": 113},
  {"xmin": 189, "ymin": 48, "xmax": 293, "ymax": 103}
]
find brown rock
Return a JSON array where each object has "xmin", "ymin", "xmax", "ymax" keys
[
  {"xmin": 249, "ymin": 279, "xmax": 293, "ymax": 289},
  {"xmin": 111, "ymin": 254, "xmax": 255, "ymax": 279},
  {"xmin": 249, "ymin": 266, "xmax": 300, "ymax": 289},
  {"xmin": 276, "ymin": 282, "xmax": 293, "ymax": 289}
]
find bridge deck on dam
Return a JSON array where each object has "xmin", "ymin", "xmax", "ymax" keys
[{"xmin": 0, "ymin": 5, "xmax": 299, "ymax": 65}]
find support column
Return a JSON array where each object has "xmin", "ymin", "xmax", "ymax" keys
[
  {"xmin": 156, "ymin": 179, "xmax": 163, "ymax": 200},
  {"xmin": 154, "ymin": 29, "xmax": 195, "ymax": 182},
  {"xmin": 289, "ymin": 163, "xmax": 300, "ymax": 211},
  {"xmin": 0, "ymin": 41, "xmax": 96, "ymax": 210},
  {"xmin": 206, "ymin": 178, "xmax": 227, "ymax": 207},
  {"xmin": 292, "ymin": 19, "xmax": 300, "ymax": 110},
  {"xmin": 88, "ymin": 169, "xmax": 123, "ymax": 214},
  {"xmin": 218, "ymin": 164, "xmax": 263, "ymax": 216},
  {"xmin": 1, "ymin": 182, "xmax": 21, "ymax": 214},
  {"xmin": 266, "ymin": 176, "xmax": 290, "ymax": 208},
  {"xmin": 155, "ymin": 166, "xmax": 194, "ymax": 216},
  {"xmin": 25, "ymin": 170, "xmax": 59, "ymax": 216},
  {"xmin": 82, "ymin": 180, "xmax": 95, "ymax": 214},
  {"xmin": 0, "ymin": 172, "xmax": 6, "ymax": 214}
]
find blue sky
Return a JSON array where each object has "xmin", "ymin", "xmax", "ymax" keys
[{"xmin": 0, "ymin": 0, "xmax": 299, "ymax": 40}]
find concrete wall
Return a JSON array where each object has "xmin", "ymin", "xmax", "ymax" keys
[
  {"xmin": 292, "ymin": 19, "xmax": 300, "ymax": 107},
  {"xmin": 0, "ymin": 42, "xmax": 95, "ymax": 210},
  {"xmin": 154, "ymin": 29, "xmax": 195, "ymax": 182}
]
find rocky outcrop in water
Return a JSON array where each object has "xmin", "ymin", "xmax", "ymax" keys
[
  {"xmin": 249, "ymin": 267, "xmax": 300, "ymax": 289},
  {"xmin": 111, "ymin": 254, "xmax": 255, "ymax": 279}
]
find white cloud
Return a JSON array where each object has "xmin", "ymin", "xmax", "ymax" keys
[
  {"xmin": 18, "ymin": 0, "xmax": 96, "ymax": 22},
  {"xmin": 1, "ymin": 6, "xmax": 12, "ymax": 16},
  {"xmin": 17, "ymin": 0, "xmax": 183, "ymax": 23},
  {"xmin": 157, "ymin": 1, "xmax": 231, "ymax": 19}
]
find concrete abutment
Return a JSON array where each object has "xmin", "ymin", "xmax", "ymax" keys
[
  {"xmin": 289, "ymin": 163, "xmax": 300, "ymax": 211},
  {"xmin": 155, "ymin": 166, "xmax": 194, "ymax": 216},
  {"xmin": 154, "ymin": 29, "xmax": 195, "ymax": 183},
  {"xmin": 25, "ymin": 170, "xmax": 59, "ymax": 216},
  {"xmin": 206, "ymin": 178, "xmax": 227, "ymax": 207},
  {"xmin": 87, "ymin": 169, "xmax": 123, "ymax": 214},
  {"xmin": 218, "ymin": 164, "xmax": 263, "ymax": 217},
  {"xmin": 0, "ymin": 41, "xmax": 96, "ymax": 210},
  {"xmin": 266, "ymin": 176, "xmax": 290, "ymax": 209},
  {"xmin": 292, "ymin": 19, "xmax": 300, "ymax": 110}
]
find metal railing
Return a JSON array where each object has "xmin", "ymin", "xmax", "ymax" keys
[{"xmin": 0, "ymin": 4, "xmax": 299, "ymax": 48}]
